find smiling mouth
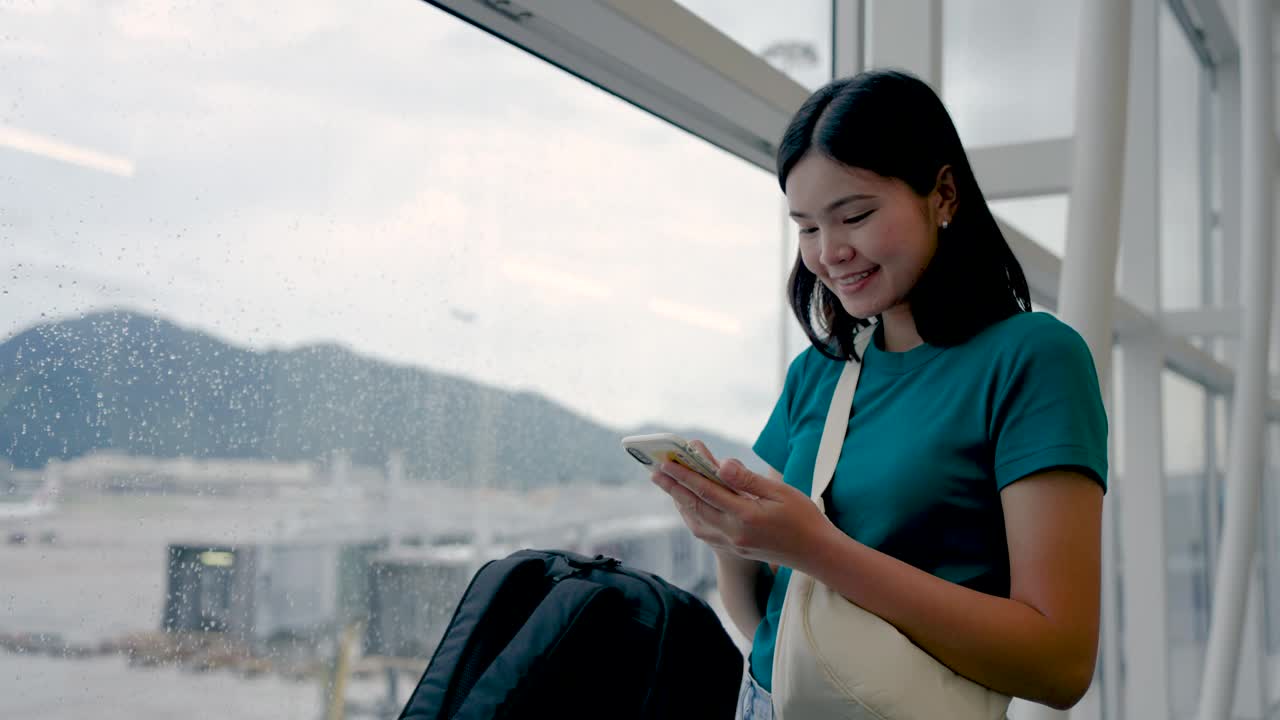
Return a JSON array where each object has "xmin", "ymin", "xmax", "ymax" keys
[{"xmin": 833, "ymin": 266, "xmax": 879, "ymax": 290}]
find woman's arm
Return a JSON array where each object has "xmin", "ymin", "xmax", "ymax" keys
[
  {"xmin": 713, "ymin": 468, "xmax": 782, "ymax": 639},
  {"xmin": 714, "ymin": 550, "xmax": 773, "ymax": 639},
  {"xmin": 800, "ymin": 469, "xmax": 1102, "ymax": 709}
]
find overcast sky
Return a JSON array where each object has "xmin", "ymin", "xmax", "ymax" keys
[{"xmin": 0, "ymin": 0, "xmax": 1208, "ymax": 466}]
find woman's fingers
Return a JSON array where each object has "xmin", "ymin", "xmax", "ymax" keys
[
  {"xmin": 660, "ymin": 460, "xmax": 745, "ymax": 514},
  {"xmin": 652, "ymin": 468, "xmax": 727, "ymax": 539},
  {"xmin": 666, "ymin": 471, "xmax": 724, "ymax": 518},
  {"xmin": 650, "ymin": 468, "xmax": 674, "ymax": 492},
  {"xmin": 688, "ymin": 439, "xmax": 719, "ymax": 469}
]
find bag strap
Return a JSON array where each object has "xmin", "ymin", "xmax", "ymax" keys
[{"xmin": 810, "ymin": 329, "xmax": 874, "ymax": 512}]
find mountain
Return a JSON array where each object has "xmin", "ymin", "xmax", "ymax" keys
[{"xmin": 0, "ymin": 311, "xmax": 756, "ymax": 488}]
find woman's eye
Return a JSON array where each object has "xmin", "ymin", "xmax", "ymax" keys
[
  {"xmin": 844, "ymin": 210, "xmax": 875, "ymax": 225},
  {"xmin": 798, "ymin": 227, "xmax": 818, "ymax": 236}
]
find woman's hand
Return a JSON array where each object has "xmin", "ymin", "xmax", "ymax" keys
[{"xmin": 649, "ymin": 440, "xmax": 834, "ymax": 571}]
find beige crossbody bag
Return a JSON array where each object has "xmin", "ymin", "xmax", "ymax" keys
[{"xmin": 770, "ymin": 331, "xmax": 1011, "ymax": 720}]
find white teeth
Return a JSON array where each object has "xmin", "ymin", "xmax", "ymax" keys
[{"xmin": 838, "ymin": 269, "xmax": 873, "ymax": 284}]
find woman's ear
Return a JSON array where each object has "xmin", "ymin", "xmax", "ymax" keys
[{"xmin": 932, "ymin": 165, "xmax": 959, "ymax": 225}]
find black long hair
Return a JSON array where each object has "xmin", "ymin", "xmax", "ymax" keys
[{"xmin": 777, "ymin": 69, "xmax": 1031, "ymax": 361}]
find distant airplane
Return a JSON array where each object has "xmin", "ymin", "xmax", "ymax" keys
[{"xmin": 0, "ymin": 473, "xmax": 60, "ymax": 520}]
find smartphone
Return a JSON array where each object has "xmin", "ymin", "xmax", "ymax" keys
[{"xmin": 621, "ymin": 433, "xmax": 721, "ymax": 482}]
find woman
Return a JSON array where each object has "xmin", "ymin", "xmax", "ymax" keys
[{"xmin": 650, "ymin": 70, "xmax": 1107, "ymax": 718}]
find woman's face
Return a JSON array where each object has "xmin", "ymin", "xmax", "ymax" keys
[{"xmin": 785, "ymin": 152, "xmax": 950, "ymax": 321}]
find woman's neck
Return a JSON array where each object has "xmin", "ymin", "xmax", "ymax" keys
[{"xmin": 878, "ymin": 305, "xmax": 925, "ymax": 352}]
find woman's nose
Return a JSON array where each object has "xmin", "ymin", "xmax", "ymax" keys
[{"xmin": 820, "ymin": 237, "xmax": 853, "ymax": 267}]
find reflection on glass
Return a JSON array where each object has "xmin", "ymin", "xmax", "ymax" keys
[
  {"xmin": 1, "ymin": 1, "xmax": 782, "ymax": 716},
  {"xmin": 672, "ymin": 0, "xmax": 833, "ymax": 89},
  {"xmin": 942, "ymin": 0, "xmax": 1078, "ymax": 147}
]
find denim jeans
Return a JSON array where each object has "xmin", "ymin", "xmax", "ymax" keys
[{"xmin": 734, "ymin": 664, "xmax": 774, "ymax": 720}]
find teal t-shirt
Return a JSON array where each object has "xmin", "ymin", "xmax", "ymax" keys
[{"xmin": 748, "ymin": 311, "xmax": 1108, "ymax": 690}]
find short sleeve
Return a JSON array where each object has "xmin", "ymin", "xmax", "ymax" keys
[
  {"xmin": 753, "ymin": 350, "xmax": 808, "ymax": 474},
  {"xmin": 991, "ymin": 320, "xmax": 1109, "ymax": 492}
]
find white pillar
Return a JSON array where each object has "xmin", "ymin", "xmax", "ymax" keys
[
  {"xmin": 1212, "ymin": 58, "xmax": 1244, "ymax": 602},
  {"xmin": 1196, "ymin": 1, "xmax": 1275, "ymax": 718},
  {"xmin": 1055, "ymin": 0, "xmax": 1131, "ymax": 383},
  {"xmin": 1264, "ymin": 93, "xmax": 1280, "ymax": 720},
  {"xmin": 1115, "ymin": 2, "xmax": 1169, "ymax": 720},
  {"xmin": 1266, "ymin": 422, "xmax": 1280, "ymax": 707},
  {"xmin": 1233, "ymin": 558, "xmax": 1268, "ymax": 717},
  {"xmin": 1022, "ymin": 2, "xmax": 1132, "ymax": 719},
  {"xmin": 832, "ymin": 0, "xmax": 864, "ymax": 78}
]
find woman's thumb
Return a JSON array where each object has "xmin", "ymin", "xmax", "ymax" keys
[{"xmin": 719, "ymin": 460, "xmax": 762, "ymax": 496}]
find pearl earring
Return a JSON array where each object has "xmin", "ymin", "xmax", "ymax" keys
[{"xmin": 941, "ymin": 220, "xmax": 949, "ymax": 230}]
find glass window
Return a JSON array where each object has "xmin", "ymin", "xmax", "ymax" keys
[
  {"xmin": 942, "ymin": 0, "xmax": 1079, "ymax": 147},
  {"xmin": 1163, "ymin": 370, "xmax": 1212, "ymax": 717},
  {"xmin": 990, "ymin": 194, "xmax": 1068, "ymax": 258},
  {"xmin": 672, "ymin": 0, "xmax": 833, "ymax": 90},
  {"xmin": 1159, "ymin": 4, "xmax": 1207, "ymax": 311},
  {"xmin": 1165, "ymin": 373, "xmax": 1208, "ymax": 476},
  {"xmin": 1, "ymin": 1, "xmax": 783, "ymax": 715}
]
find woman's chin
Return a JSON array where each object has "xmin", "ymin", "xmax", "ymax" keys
[{"xmin": 837, "ymin": 297, "xmax": 889, "ymax": 321}]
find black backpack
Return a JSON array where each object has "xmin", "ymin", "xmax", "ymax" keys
[{"xmin": 397, "ymin": 548, "xmax": 744, "ymax": 719}]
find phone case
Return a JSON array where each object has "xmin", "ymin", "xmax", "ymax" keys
[{"xmin": 621, "ymin": 433, "xmax": 721, "ymax": 481}]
